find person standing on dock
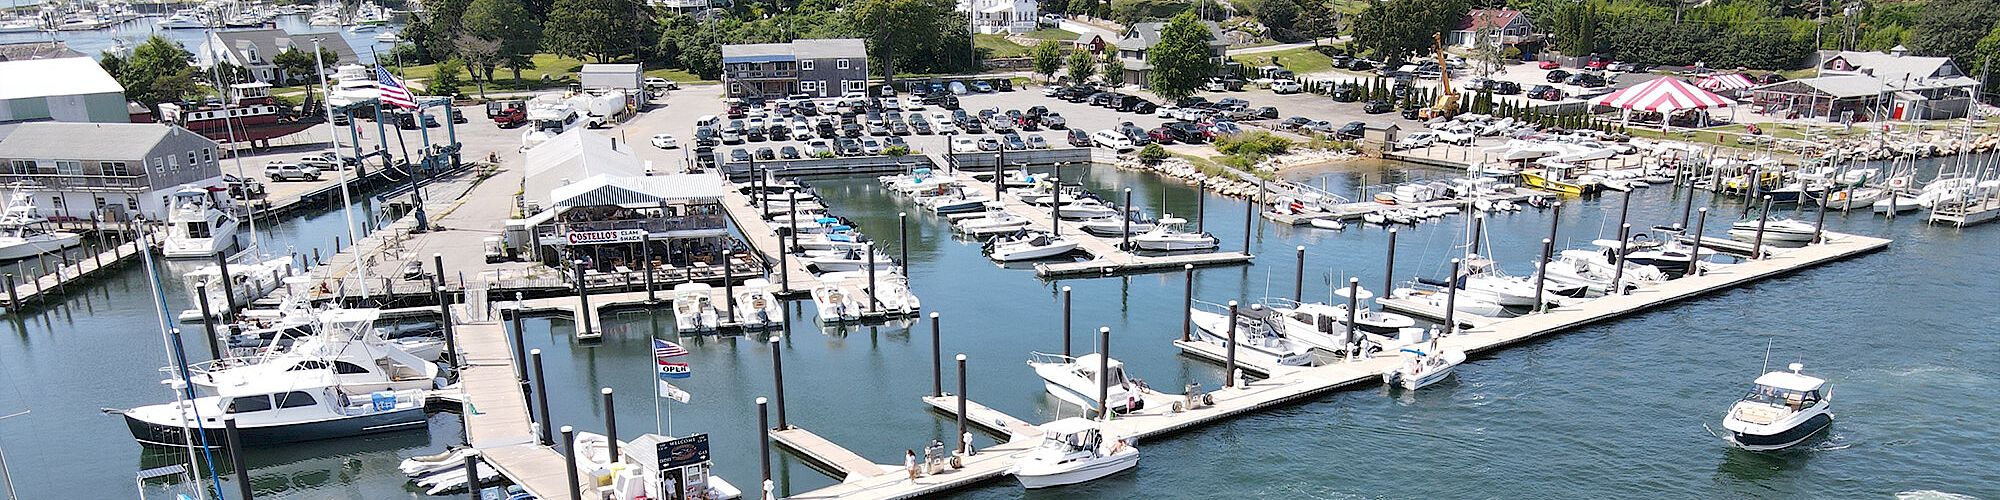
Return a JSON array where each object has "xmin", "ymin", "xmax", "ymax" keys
[{"xmin": 906, "ymin": 449, "xmax": 919, "ymax": 480}]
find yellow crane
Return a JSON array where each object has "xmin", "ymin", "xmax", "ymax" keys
[{"xmin": 1418, "ymin": 32, "xmax": 1460, "ymax": 120}]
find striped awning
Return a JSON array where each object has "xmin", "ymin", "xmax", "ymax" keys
[
  {"xmin": 1697, "ymin": 73, "xmax": 1758, "ymax": 91},
  {"xmin": 1589, "ymin": 77, "xmax": 1733, "ymax": 112}
]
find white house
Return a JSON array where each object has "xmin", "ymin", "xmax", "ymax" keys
[
  {"xmin": 197, "ymin": 29, "xmax": 360, "ymax": 84},
  {"xmin": 958, "ymin": 0, "xmax": 1036, "ymax": 34}
]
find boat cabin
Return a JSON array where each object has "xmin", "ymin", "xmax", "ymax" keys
[
  {"xmin": 1069, "ymin": 353, "xmax": 1130, "ymax": 389},
  {"xmin": 1740, "ymin": 370, "xmax": 1827, "ymax": 413},
  {"xmin": 168, "ymin": 185, "xmax": 223, "ymax": 239},
  {"xmin": 1038, "ymin": 418, "xmax": 1105, "ymax": 452}
]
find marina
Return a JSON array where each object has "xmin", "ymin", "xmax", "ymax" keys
[{"xmin": 3, "ymin": 14, "xmax": 2000, "ymax": 497}]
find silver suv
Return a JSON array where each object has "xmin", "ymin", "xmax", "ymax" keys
[{"xmin": 264, "ymin": 162, "xmax": 322, "ymax": 181}]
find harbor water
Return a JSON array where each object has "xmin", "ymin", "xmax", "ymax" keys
[
  {"xmin": 1, "ymin": 159, "xmax": 1995, "ymax": 499},
  {"xmin": 0, "ymin": 14, "xmax": 388, "ymax": 64}
]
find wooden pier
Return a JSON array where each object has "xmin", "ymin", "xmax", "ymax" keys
[
  {"xmin": 454, "ymin": 309, "xmax": 595, "ymax": 498},
  {"xmin": 777, "ymin": 230, "xmax": 1889, "ymax": 499},
  {"xmin": 1, "ymin": 232, "xmax": 152, "ymax": 310}
]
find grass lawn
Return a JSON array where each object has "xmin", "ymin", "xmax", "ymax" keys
[
  {"xmin": 1021, "ymin": 29, "xmax": 1078, "ymax": 42},
  {"xmin": 976, "ymin": 34, "xmax": 1031, "ymax": 58},
  {"xmin": 399, "ymin": 53, "xmax": 716, "ymax": 95},
  {"xmin": 1231, "ymin": 47, "xmax": 1336, "ymax": 73}
]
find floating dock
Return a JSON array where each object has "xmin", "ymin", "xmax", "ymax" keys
[
  {"xmin": 910, "ymin": 173, "xmax": 1255, "ymax": 278},
  {"xmin": 778, "ymin": 230, "xmax": 1890, "ymax": 499},
  {"xmin": 1, "ymin": 231, "xmax": 151, "ymax": 310}
]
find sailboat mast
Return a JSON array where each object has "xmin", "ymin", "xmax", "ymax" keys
[
  {"xmin": 139, "ymin": 241, "xmax": 225, "ymax": 499},
  {"xmin": 204, "ymin": 25, "xmax": 260, "ymax": 252}
]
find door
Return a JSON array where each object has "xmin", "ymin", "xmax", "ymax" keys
[{"xmin": 1892, "ymin": 102, "xmax": 1905, "ymax": 120}]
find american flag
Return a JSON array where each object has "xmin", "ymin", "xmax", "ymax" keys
[
  {"xmin": 654, "ymin": 339, "xmax": 688, "ymax": 361},
  {"xmin": 374, "ymin": 66, "xmax": 417, "ymax": 110}
]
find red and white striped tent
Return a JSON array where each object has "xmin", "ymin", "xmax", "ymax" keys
[
  {"xmin": 1696, "ymin": 73, "xmax": 1758, "ymax": 92},
  {"xmin": 1589, "ymin": 77, "xmax": 1734, "ymax": 112}
]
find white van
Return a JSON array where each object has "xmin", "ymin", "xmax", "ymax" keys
[
  {"xmin": 1092, "ymin": 129, "xmax": 1134, "ymax": 151},
  {"xmin": 695, "ymin": 115, "xmax": 720, "ymax": 128}
]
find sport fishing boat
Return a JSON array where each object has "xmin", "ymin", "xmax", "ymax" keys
[
  {"xmin": 1008, "ymin": 418, "xmax": 1139, "ymax": 489},
  {"xmin": 672, "ymin": 283, "xmax": 719, "ymax": 333},
  {"xmin": 0, "ymin": 192, "xmax": 82, "ymax": 261},
  {"xmin": 1720, "ymin": 363, "xmax": 1832, "ymax": 451},
  {"xmin": 1056, "ymin": 198, "xmax": 1120, "ymax": 219},
  {"xmin": 986, "ymin": 231, "xmax": 1078, "ymax": 262},
  {"xmin": 176, "ymin": 255, "xmax": 296, "ymax": 322},
  {"xmin": 167, "ymin": 308, "xmax": 444, "ymax": 397},
  {"xmin": 732, "ymin": 278, "xmax": 784, "ymax": 330},
  {"xmin": 160, "ymin": 185, "xmax": 242, "ymax": 258},
  {"xmin": 1128, "ymin": 216, "xmax": 1215, "ymax": 251},
  {"xmin": 1382, "ymin": 343, "xmax": 1465, "ymax": 390},
  {"xmin": 1026, "ymin": 352, "xmax": 1145, "ymax": 414},
  {"xmin": 117, "ymin": 381, "xmax": 428, "ymax": 447},
  {"xmin": 1614, "ymin": 228, "xmax": 1715, "ymax": 276},
  {"xmin": 1187, "ymin": 303, "xmax": 1318, "ymax": 368}
]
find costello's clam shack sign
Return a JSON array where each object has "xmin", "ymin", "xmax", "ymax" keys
[{"xmin": 563, "ymin": 228, "xmax": 647, "ymax": 246}]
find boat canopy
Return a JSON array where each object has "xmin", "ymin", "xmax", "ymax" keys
[
  {"xmin": 1038, "ymin": 417, "xmax": 1102, "ymax": 437},
  {"xmin": 1753, "ymin": 370, "xmax": 1826, "ymax": 392}
]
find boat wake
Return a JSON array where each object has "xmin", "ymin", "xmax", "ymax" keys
[{"xmin": 1893, "ymin": 491, "xmax": 1980, "ymax": 500}]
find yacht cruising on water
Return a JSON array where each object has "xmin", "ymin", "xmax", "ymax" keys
[
  {"xmin": 1008, "ymin": 418, "xmax": 1139, "ymax": 489},
  {"xmin": 1026, "ymin": 352, "xmax": 1145, "ymax": 414},
  {"xmin": 160, "ymin": 185, "xmax": 241, "ymax": 258},
  {"xmin": 1720, "ymin": 363, "xmax": 1832, "ymax": 451},
  {"xmin": 0, "ymin": 197, "xmax": 82, "ymax": 261}
]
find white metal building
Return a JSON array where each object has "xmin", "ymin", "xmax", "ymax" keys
[{"xmin": 0, "ymin": 57, "xmax": 130, "ymax": 124}]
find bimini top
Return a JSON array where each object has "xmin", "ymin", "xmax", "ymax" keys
[
  {"xmin": 1038, "ymin": 417, "xmax": 1102, "ymax": 437},
  {"xmin": 1753, "ymin": 368, "xmax": 1826, "ymax": 392}
]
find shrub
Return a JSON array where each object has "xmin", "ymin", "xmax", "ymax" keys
[
  {"xmin": 1138, "ymin": 144, "xmax": 1168, "ymax": 164},
  {"xmin": 884, "ymin": 145, "xmax": 912, "ymax": 157}
]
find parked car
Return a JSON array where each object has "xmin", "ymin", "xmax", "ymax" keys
[
  {"xmin": 971, "ymin": 81, "xmax": 994, "ymax": 92},
  {"xmin": 754, "ymin": 147, "xmax": 776, "ymax": 160},
  {"xmin": 1091, "ymin": 129, "xmax": 1135, "ymax": 151},
  {"xmin": 296, "ymin": 152, "xmax": 351, "ymax": 170},
  {"xmin": 1492, "ymin": 81, "xmax": 1522, "ymax": 95},
  {"xmin": 1394, "ymin": 132, "xmax": 1437, "ymax": 150},
  {"xmin": 1249, "ymin": 106, "xmax": 1279, "ymax": 119},
  {"xmin": 264, "ymin": 162, "xmax": 321, "ymax": 181},
  {"xmin": 1278, "ymin": 116, "xmax": 1310, "ymax": 131},
  {"xmin": 651, "ymin": 133, "xmax": 678, "ymax": 149},
  {"xmin": 1026, "ymin": 134, "xmax": 1050, "ymax": 149},
  {"xmin": 729, "ymin": 148, "xmax": 753, "ymax": 162},
  {"xmin": 1529, "ymin": 85, "xmax": 1563, "ymax": 100},
  {"xmin": 1164, "ymin": 122, "xmax": 1207, "ymax": 143},
  {"xmin": 836, "ymin": 138, "xmax": 863, "ymax": 155},
  {"xmin": 806, "ymin": 139, "xmax": 833, "ymax": 156},
  {"xmin": 977, "ymin": 136, "xmax": 1001, "ymax": 151},
  {"xmin": 884, "ymin": 135, "xmax": 909, "ymax": 150},
  {"xmin": 1146, "ymin": 126, "xmax": 1175, "ymax": 145},
  {"xmin": 1270, "ymin": 79, "xmax": 1302, "ymax": 94},
  {"xmin": 1546, "ymin": 70, "xmax": 1572, "ymax": 83},
  {"xmin": 1333, "ymin": 121, "xmax": 1366, "ymax": 140},
  {"xmin": 1042, "ymin": 112, "xmax": 1067, "ymax": 129},
  {"xmin": 1362, "ymin": 100, "xmax": 1392, "ymax": 114},
  {"xmin": 1205, "ymin": 78, "xmax": 1231, "ymax": 91},
  {"xmin": 1331, "ymin": 84, "xmax": 1359, "ymax": 102},
  {"xmin": 1207, "ymin": 121, "xmax": 1242, "ymax": 137},
  {"xmin": 1346, "ymin": 59, "xmax": 1374, "ymax": 71},
  {"xmin": 1001, "ymin": 132, "xmax": 1027, "ymax": 150},
  {"xmin": 951, "ymin": 135, "xmax": 979, "ymax": 151},
  {"xmin": 910, "ymin": 115, "xmax": 933, "ymax": 134},
  {"xmin": 1129, "ymin": 100, "xmax": 1159, "ymax": 115},
  {"xmin": 1585, "ymin": 54, "xmax": 1611, "ymax": 70},
  {"xmin": 1537, "ymin": 59, "xmax": 1561, "ymax": 70},
  {"xmin": 1567, "ymin": 72, "xmax": 1607, "ymax": 88},
  {"xmin": 1067, "ymin": 128, "xmax": 1092, "ymax": 147}
]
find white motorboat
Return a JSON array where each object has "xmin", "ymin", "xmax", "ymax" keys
[
  {"xmin": 1187, "ymin": 305, "xmax": 1319, "ymax": 367},
  {"xmin": 412, "ymin": 456, "xmax": 504, "ymax": 495},
  {"xmin": 155, "ymin": 13, "xmax": 206, "ymax": 28},
  {"xmin": 1128, "ymin": 216, "xmax": 1216, "ymax": 251},
  {"xmin": 120, "ymin": 382, "xmax": 427, "ymax": 447},
  {"xmin": 1362, "ymin": 212, "xmax": 1388, "ymax": 225},
  {"xmin": 1389, "ymin": 286, "xmax": 1507, "ymax": 319},
  {"xmin": 926, "ymin": 189, "xmax": 993, "ymax": 215},
  {"xmin": 1541, "ymin": 248, "xmax": 1664, "ymax": 295},
  {"xmin": 0, "ymin": 192, "xmax": 82, "ymax": 261},
  {"xmin": 1720, "ymin": 363, "xmax": 1832, "ymax": 451},
  {"xmin": 1259, "ymin": 298, "xmax": 1414, "ymax": 358},
  {"xmin": 823, "ymin": 271, "xmax": 920, "ymax": 314},
  {"xmin": 954, "ymin": 206, "xmax": 1031, "ymax": 235},
  {"xmin": 1615, "ymin": 228, "xmax": 1715, "ymax": 276},
  {"xmin": 986, "ymin": 231, "xmax": 1079, "ymax": 262},
  {"xmin": 1822, "ymin": 187, "xmax": 1883, "ymax": 209},
  {"xmin": 1728, "ymin": 218, "xmax": 1817, "ymax": 243},
  {"xmin": 176, "ymin": 255, "xmax": 296, "ymax": 322},
  {"xmin": 1013, "ymin": 183, "xmax": 1085, "ymax": 205},
  {"xmin": 1008, "ymin": 418, "xmax": 1139, "ymax": 489},
  {"xmin": 811, "ymin": 283, "xmax": 858, "ymax": 323},
  {"xmin": 800, "ymin": 246, "xmax": 895, "ymax": 272},
  {"xmin": 1308, "ymin": 218, "xmax": 1345, "ymax": 230},
  {"xmin": 1027, "ymin": 352, "xmax": 1145, "ymax": 414},
  {"xmin": 1382, "ymin": 344, "xmax": 1466, "ymax": 390},
  {"xmin": 1419, "ymin": 255, "xmax": 1577, "ymax": 307},
  {"xmin": 1057, "ymin": 198, "xmax": 1120, "ymax": 219},
  {"xmin": 168, "ymin": 308, "xmax": 443, "ymax": 397},
  {"xmin": 374, "ymin": 31, "xmax": 401, "ymax": 43},
  {"xmin": 160, "ymin": 185, "xmax": 242, "ymax": 258},
  {"xmin": 793, "ymin": 227, "xmax": 865, "ymax": 251},
  {"xmin": 1076, "ymin": 214, "xmax": 1154, "ymax": 237},
  {"xmin": 400, "ymin": 447, "xmax": 478, "ymax": 479},
  {"xmin": 733, "ymin": 278, "xmax": 784, "ymax": 330},
  {"xmin": 672, "ymin": 283, "xmax": 719, "ymax": 332}
]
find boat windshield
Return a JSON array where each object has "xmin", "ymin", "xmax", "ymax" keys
[{"xmin": 1740, "ymin": 384, "xmax": 1820, "ymax": 410}]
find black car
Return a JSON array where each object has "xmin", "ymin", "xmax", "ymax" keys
[
  {"xmin": 1331, "ymin": 84, "xmax": 1359, "ymax": 102},
  {"xmin": 1362, "ymin": 100, "xmax": 1392, "ymax": 114},
  {"xmin": 817, "ymin": 120, "xmax": 837, "ymax": 138},
  {"xmin": 1334, "ymin": 121, "xmax": 1366, "ymax": 140},
  {"xmin": 1347, "ymin": 59, "xmax": 1374, "ymax": 71},
  {"xmin": 840, "ymin": 122, "xmax": 862, "ymax": 138},
  {"xmin": 768, "ymin": 125, "xmax": 790, "ymax": 141},
  {"xmin": 729, "ymin": 148, "xmax": 753, "ymax": 162},
  {"xmin": 963, "ymin": 117, "xmax": 985, "ymax": 133},
  {"xmin": 1088, "ymin": 92, "xmax": 1116, "ymax": 107},
  {"xmin": 1114, "ymin": 96, "xmax": 1144, "ymax": 112},
  {"xmin": 1400, "ymin": 107, "xmax": 1421, "ymax": 120},
  {"xmin": 1566, "ymin": 72, "xmax": 1607, "ymax": 88},
  {"xmin": 1215, "ymin": 98, "xmax": 1250, "ymax": 110},
  {"xmin": 744, "ymin": 125, "xmax": 767, "ymax": 142},
  {"xmin": 1026, "ymin": 105, "xmax": 1048, "ymax": 116},
  {"xmin": 911, "ymin": 116, "xmax": 933, "ymax": 134},
  {"xmin": 1760, "ymin": 73, "xmax": 1787, "ymax": 84},
  {"xmin": 1492, "ymin": 81, "xmax": 1522, "ymax": 95},
  {"xmin": 1278, "ymin": 116, "xmax": 1310, "ymax": 131},
  {"xmin": 937, "ymin": 94, "xmax": 961, "ymax": 110},
  {"xmin": 996, "ymin": 79, "xmax": 1014, "ymax": 91},
  {"xmin": 755, "ymin": 147, "xmax": 777, "ymax": 160},
  {"xmin": 779, "ymin": 146, "xmax": 802, "ymax": 159},
  {"xmin": 1165, "ymin": 122, "xmax": 1208, "ymax": 143},
  {"xmin": 1391, "ymin": 83, "xmax": 1411, "ymax": 100},
  {"xmin": 1529, "ymin": 84, "xmax": 1562, "ymax": 100},
  {"xmin": 1132, "ymin": 101, "xmax": 1159, "ymax": 115},
  {"xmin": 695, "ymin": 146, "xmax": 717, "ymax": 170},
  {"xmin": 835, "ymin": 138, "xmax": 863, "ymax": 155},
  {"xmin": 1177, "ymin": 96, "xmax": 1211, "ymax": 108},
  {"xmin": 694, "ymin": 126, "xmax": 719, "ymax": 146},
  {"xmin": 1066, "ymin": 128, "xmax": 1092, "ymax": 147},
  {"xmin": 1249, "ymin": 106, "xmax": 1279, "ymax": 119},
  {"xmin": 1546, "ymin": 70, "xmax": 1572, "ymax": 83}
]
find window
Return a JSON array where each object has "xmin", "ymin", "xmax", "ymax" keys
[
  {"xmin": 837, "ymin": 59, "xmax": 850, "ymax": 70},
  {"xmin": 800, "ymin": 80, "xmax": 817, "ymax": 92},
  {"xmin": 167, "ymin": 156, "xmax": 178, "ymax": 172},
  {"xmin": 801, "ymin": 60, "xmax": 814, "ymax": 71},
  {"xmin": 227, "ymin": 395, "xmax": 272, "ymax": 413},
  {"xmin": 275, "ymin": 391, "xmax": 318, "ymax": 409},
  {"xmin": 334, "ymin": 361, "xmax": 369, "ymax": 374},
  {"xmin": 150, "ymin": 158, "xmax": 161, "ymax": 174},
  {"xmin": 49, "ymin": 196, "xmax": 62, "ymax": 210},
  {"xmin": 186, "ymin": 152, "xmax": 197, "ymax": 167},
  {"xmin": 202, "ymin": 148, "xmax": 212, "ymax": 163},
  {"xmin": 54, "ymin": 160, "xmax": 81, "ymax": 175},
  {"xmin": 95, "ymin": 197, "xmax": 106, "ymax": 209},
  {"xmin": 5, "ymin": 160, "xmax": 29, "ymax": 175},
  {"xmin": 288, "ymin": 360, "xmax": 328, "ymax": 371},
  {"xmin": 846, "ymin": 80, "xmax": 866, "ymax": 93},
  {"xmin": 102, "ymin": 162, "xmax": 130, "ymax": 176}
]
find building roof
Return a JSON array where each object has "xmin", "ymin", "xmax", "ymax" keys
[
  {"xmin": 0, "ymin": 41, "xmax": 86, "ymax": 62},
  {"xmin": 211, "ymin": 28, "xmax": 360, "ymax": 67},
  {"xmin": 1456, "ymin": 8, "xmax": 1524, "ymax": 31},
  {"xmin": 1822, "ymin": 50, "xmax": 1959, "ymax": 83},
  {"xmin": 581, "ymin": 63, "xmax": 643, "ymax": 75},
  {"xmin": 0, "ymin": 122, "xmax": 196, "ymax": 160},
  {"xmin": 549, "ymin": 173, "xmax": 723, "ymax": 207},
  {"xmin": 0, "ymin": 57, "xmax": 124, "ymax": 101},
  {"xmin": 1767, "ymin": 75, "xmax": 1888, "ymax": 99},
  {"xmin": 721, "ymin": 39, "xmax": 867, "ymax": 64},
  {"xmin": 524, "ymin": 128, "xmax": 643, "ymax": 206},
  {"xmin": 1118, "ymin": 21, "xmax": 1228, "ymax": 50}
]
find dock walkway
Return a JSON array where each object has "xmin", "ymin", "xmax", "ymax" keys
[
  {"xmin": 1, "ymin": 235, "xmax": 150, "ymax": 310},
  {"xmin": 933, "ymin": 174, "xmax": 1255, "ymax": 277},
  {"xmin": 781, "ymin": 231, "xmax": 1890, "ymax": 499}
]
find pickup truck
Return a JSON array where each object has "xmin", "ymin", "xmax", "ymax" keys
[
  {"xmin": 264, "ymin": 162, "xmax": 322, "ymax": 181},
  {"xmin": 297, "ymin": 152, "xmax": 356, "ymax": 170}
]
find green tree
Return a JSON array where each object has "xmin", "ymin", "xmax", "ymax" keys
[
  {"xmin": 853, "ymin": 0, "xmax": 963, "ymax": 85},
  {"xmin": 463, "ymin": 0, "xmax": 541, "ymax": 79},
  {"xmin": 1101, "ymin": 51, "xmax": 1126, "ymax": 86},
  {"xmin": 110, "ymin": 36, "xmax": 200, "ymax": 107},
  {"xmin": 430, "ymin": 58, "xmax": 468, "ymax": 97},
  {"xmin": 1255, "ymin": 0, "xmax": 1301, "ymax": 42},
  {"xmin": 420, "ymin": 0, "xmax": 473, "ymax": 59},
  {"xmin": 545, "ymin": 0, "xmax": 647, "ymax": 62},
  {"xmin": 270, "ymin": 46, "xmax": 337, "ymax": 85},
  {"xmin": 1907, "ymin": 0, "xmax": 2000, "ymax": 65},
  {"xmin": 455, "ymin": 34, "xmax": 502, "ymax": 96},
  {"xmin": 1146, "ymin": 11, "xmax": 1216, "ymax": 103},
  {"xmin": 1353, "ymin": 0, "xmax": 1466, "ymax": 63},
  {"xmin": 1294, "ymin": 0, "xmax": 1340, "ymax": 45},
  {"xmin": 1031, "ymin": 40, "xmax": 1065, "ymax": 82},
  {"xmin": 1067, "ymin": 45, "xmax": 1098, "ymax": 83}
]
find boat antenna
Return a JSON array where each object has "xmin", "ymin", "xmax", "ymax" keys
[
  {"xmin": 138, "ymin": 235, "xmax": 227, "ymax": 500},
  {"xmin": 1760, "ymin": 338, "xmax": 1772, "ymax": 375}
]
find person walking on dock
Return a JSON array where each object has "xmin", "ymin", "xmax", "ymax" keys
[{"xmin": 906, "ymin": 449, "xmax": 919, "ymax": 480}]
